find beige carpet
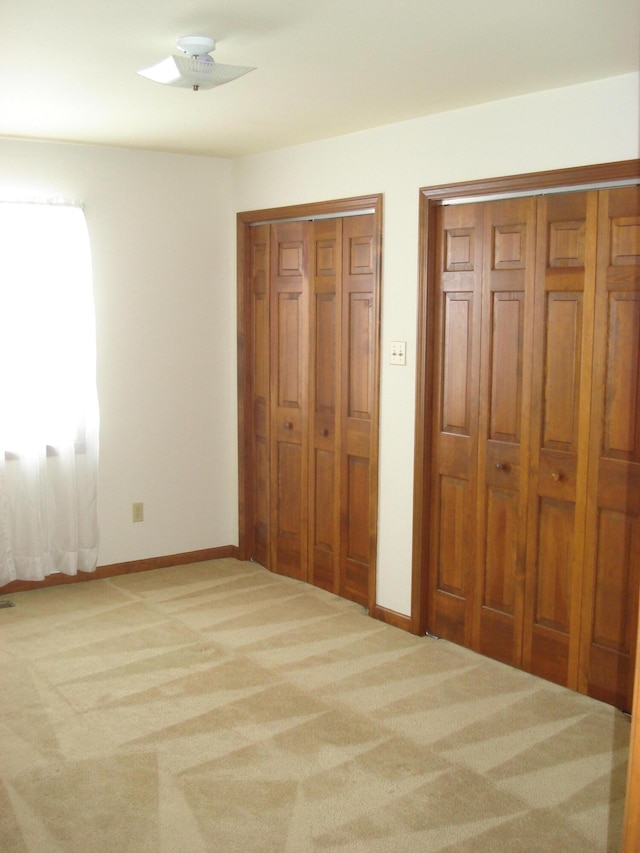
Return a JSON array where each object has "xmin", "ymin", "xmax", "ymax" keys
[{"xmin": 0, "ymin": 558, "xmax": 630, "ymax": 852}]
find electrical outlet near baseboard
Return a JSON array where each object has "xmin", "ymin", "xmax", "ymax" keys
[{"xmin": 132, "ymin": 502, "xmax": 144, "ymax": 523}]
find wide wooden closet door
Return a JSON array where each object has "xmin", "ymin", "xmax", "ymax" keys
[
  {"xmin": 247, "ymin": 213, "xmax": 378, "ymax": 607},
  {"xmin": 428, "ymin": 186, "xmax": 640, "ymax": 710}
]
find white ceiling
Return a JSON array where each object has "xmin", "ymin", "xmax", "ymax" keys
[{"xmin": 2, "ymin": 0, "xmax": 639, "ymax": 159}]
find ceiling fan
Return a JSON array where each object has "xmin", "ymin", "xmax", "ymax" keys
[{"xmin": 138, "ymin": 36, "xmax": 255, "ymax": 92}]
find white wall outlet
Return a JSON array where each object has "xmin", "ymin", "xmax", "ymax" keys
[
  {"xmin": 389, "ymin": 340, "xmax": 407, "ymax": 365},
  {"xmin": 132, "ymin": 502, "xmax": 144, "ymax": 523}
]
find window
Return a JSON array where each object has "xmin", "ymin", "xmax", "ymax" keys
[{"xmin": 0, "ymin": 202, "xmax": 99, "ymax": 584}]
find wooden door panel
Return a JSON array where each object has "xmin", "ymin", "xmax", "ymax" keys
[
  {"xmin": 429, "ymin": 203, "xmax": 483, "ymax": 644},
  {"xmin": 588, "ymin": 501, "xmax": 640, "ymax": 707},
  {"xmin": 536, "ymin": 501, "xmax": 574, "ymax": 633},
  {"xmin": 254, "ymin": 434, "xmax": 269, "ymax": 560},
  {"xmin": 347, "ymin": 293, "xmax": 374, "ymax": 419},
  {"xmin": 485, "ymin": 441, "xmax": 520, "ymax": 486},
  {"xmin": 275, "ymin": 441, "xmax": 304, "ymax": 572},
  {"xmin": 270, "ymin": 222, "xmax": 309, "ymax": 581},
  {"xmin": 311, "ymin": 447, "xmax": 336, "ymax": 590},
  {"xmin": 278, "ymin": 240, "xmax": 304, "ymax": 277},
  {"xmin": 474, "ymin": 197, "xmax": 536, "ymax": 664},
  {"xmin": 315, "ymin": 294, "xmax": 337, "ymax": 411},
  {"xmin": 313, "ymin": 449, "xmax": 335, "ymax": 550},
  {"xmin": 277, "ymin": 294, "xmax": 303, "ymax": 405},
  {"xmin": 429, "ymin": 206, "xmax": 482, "ymax": 641},
  {"xmin": 253, "ymin": 295, "xmax": 269, "ymax": 401},
  {"xmin": 438, "ymin": 433, "xmax": 473, "ymax": 479},
  {"xmin": 543, "ymin": 294, "xmax": 582, "ymax": 450},
  {"xmin": 524, "ymin": 191, "xmax": 596, "ymax": 690},
  {"xmin": 437, "ymin": 476, "xmax": 468, "ymax": 598},
  {"xmin": 548, "ymin": 218, "xmax": 586, "ymax": 269},
  {"xmin": 277, "ymin": 442, "xmax": 303, "ymax": 535},
  {"xmin": 433, "ymin": 475, "xmax": 471, "ymax": 644},
  {"xmin": 592, "ymin": 507, "xmax": 639, "ymax": 652},
  {"xmin": 481, "ymin": 441, "xmax": 522, "ymax": 663},
  {"xmin": 529, "ymin": 498, "xmax": 574, "ymax": 684},
  {"xmin": 581, "ymin": 186, "xmax": 640, "ymax": 710},
  {"xmin": 489, "ymin": 292, "xmax": 524, "ymax": 443},
  {"xmin": 493, "ymin": 221, "xmax": 529, "ymax": 271},
  {"xmin": 343, "ymin": 450, "xmax": 370, "ymax": 601},
  {"xmin": 479, "ymin": 485, "xmax": 520, "ymax": 662},
  {"xmin": 604, "ymin": 293, "xmax": 640, "ymax": 460},
  {"xmin": 483, "ymin": 487, "xmax": 518, "ymax": 617},
  {"xmin": 481, "ymin": 281, "xmax": 527, "ymax": 648},
  {"xmin": 536, "ymin": 449, "xmax": 577, "ymax": 500},
  {"xmin": 610, "ymin": 214, "xmax": 640, "ymax": 267},
  {"xmin": 309, "ymin": 219, "xmax": 341, "ymax": 593},
  {"xmin": 346, "ymin": 456, "xmax": 370, "ymax": 563},
  {"xmin": 250, "ymin": 225, "xmax": 270, "ymax": 566},
  {"xmin": 339, "ymin": 215, "xmax": 377, "ymax": 606},
  {"xmin": 442, "ymin": 293, "xmax": 474, "ymax": 434}
]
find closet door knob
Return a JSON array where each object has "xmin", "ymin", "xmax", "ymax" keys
[
  {"xmin": 319, "ymin": 429, "xmax": 329, "ymax": 437},
  {"xmin": 551, "ymin": 471, "xmax": 562, "ymax": 482},
  {"xmin": 495, "ymin": 462, "xmax": 505, "ymax": 470},
  {"xmin": 284, "ymin": 421, "xmax": 293, "ymax": 430}
]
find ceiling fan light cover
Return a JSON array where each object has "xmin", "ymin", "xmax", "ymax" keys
[{"xmin": 138, "ymin": 52, "xmax": 255, "ymax": 90}]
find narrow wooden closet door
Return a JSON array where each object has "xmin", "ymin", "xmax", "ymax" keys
[
  {"xmin": 340, "ymin": 214, "xmax": 378, "ymax": 606},
  {"xmin": 308, "ymin": 218, "xmax": 342, "ymax": 592},
  {"xmin": 473, "ymin": 197, "xmax": 536, "ymax": 666},
  {"xmin": 580, "ymin": 186, "xmax": 640, "ymax": 711},
  {"xmin": 428, "ymin": 202, "xmax": 483, "ymax": 644},
  {"xmin": 269, "ymin": 221, "xmax": 310, "ymax": 581},
  {"xmin": 522, "ymin": 191, "xmax": 597, "ymax": 689},
  {"xmin": 249, "ymin": 224, "xmax": 271, "ymax": 568}
]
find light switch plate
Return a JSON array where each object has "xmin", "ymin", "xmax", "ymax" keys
[{"xmin": 389, "ymin": 340, "xmax": 407, "ymax": 365}]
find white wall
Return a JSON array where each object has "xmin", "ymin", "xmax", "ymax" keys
[
  {"xmin": 1, "ymin": 72, "xmax": 637, "ymax": 616},
  {"xmin": 0, "ymin": 140, "xmax": 238, "ymax": 566},
  {"xmin": 232, "ymin": 72, "xmax": 640, "ymax": 616}
]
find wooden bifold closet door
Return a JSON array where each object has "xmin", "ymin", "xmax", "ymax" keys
[
  {"xmin": 242, "ymin": 209, "xmax": 380, "ymax": 608},
  {"xmin": 428, "ymin": 185, "xmax": 640, "ymax": 711}
]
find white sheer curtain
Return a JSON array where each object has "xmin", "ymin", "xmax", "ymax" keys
[{"xmin": 0, "ymin": 202, "xmax": 99, "ymax": 585}]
